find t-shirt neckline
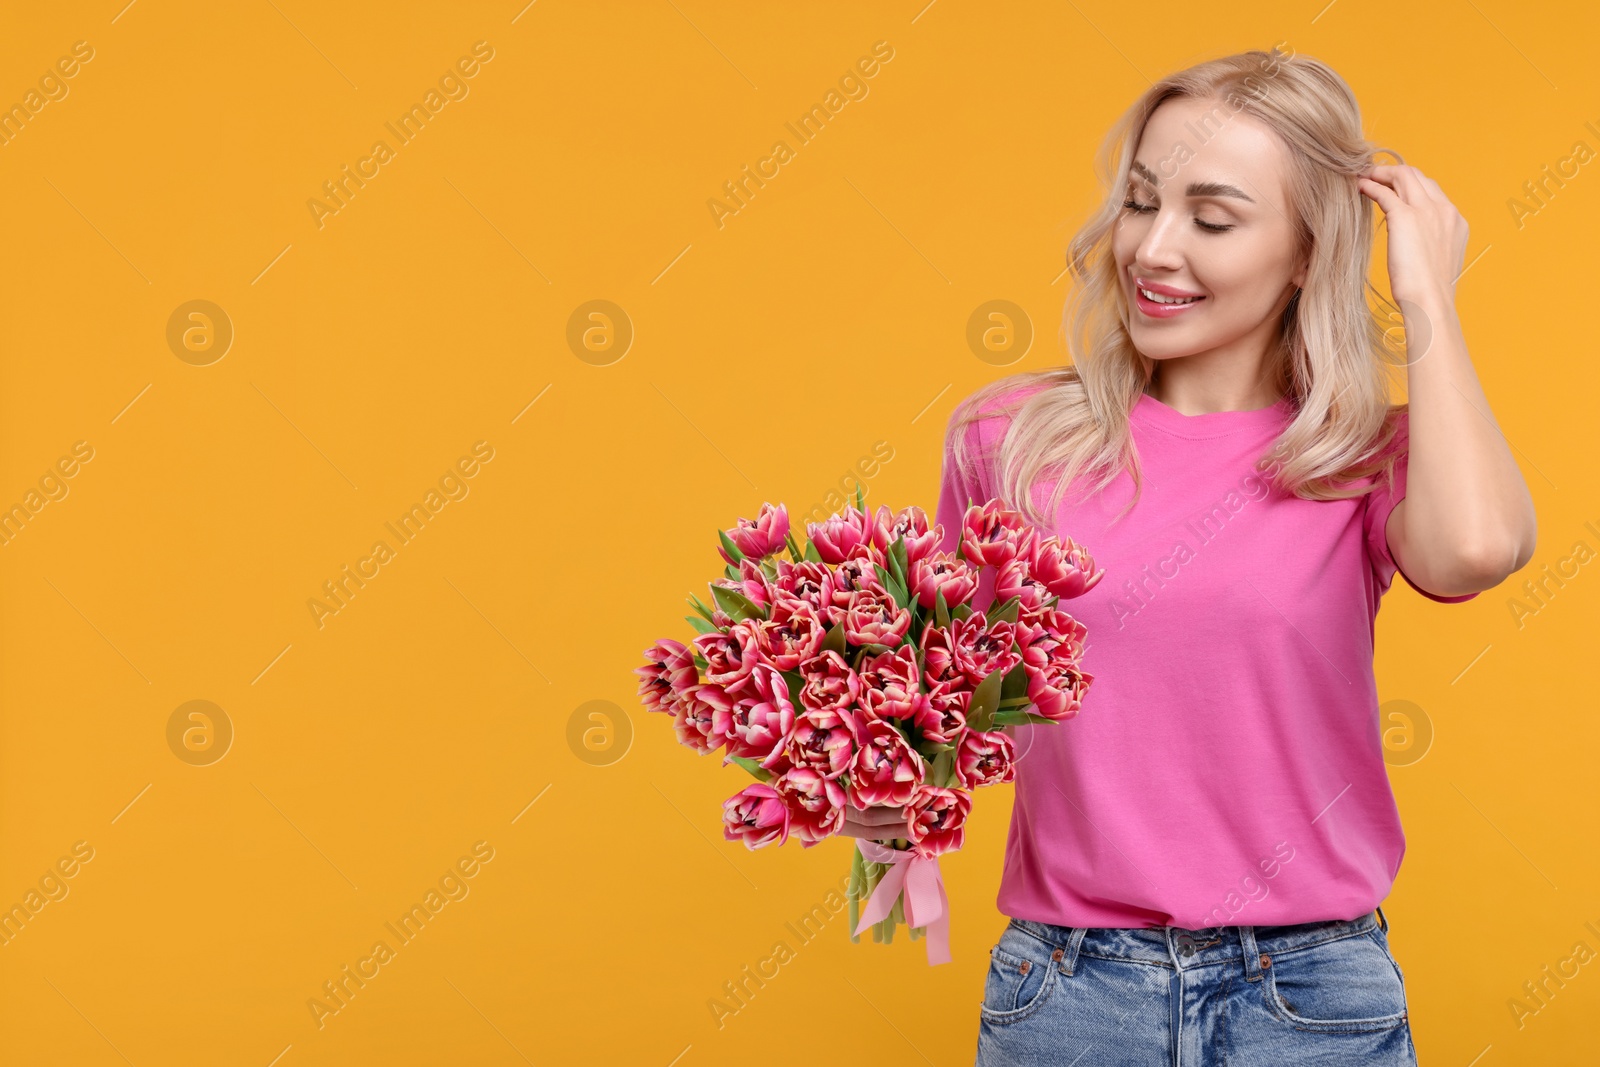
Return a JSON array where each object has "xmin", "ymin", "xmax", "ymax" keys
[{"xmin": 1132, "ymin": 390, "xmax": 1296, "ymax": 439}]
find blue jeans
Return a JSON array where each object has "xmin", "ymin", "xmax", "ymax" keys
[{"xmin": 975, "ymin": 907, "xmax": 1417, "ymax": 1065}]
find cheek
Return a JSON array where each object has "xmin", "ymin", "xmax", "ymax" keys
[
  {"xmin": 1206, "ymin": 264, "xmax": 1287, "ymax": 312},
  {"xmin": 1110, "ymin": 213, "xmax": 1135, "ymax": 248},
  {"xmin": 1211, "ymin": 232, "xmax": 1297, "ymax": 292}
]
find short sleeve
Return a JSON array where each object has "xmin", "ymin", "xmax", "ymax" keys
[{"xmin": 1362, "ymin": 409, "xmax": 1480, "ymax": 604}]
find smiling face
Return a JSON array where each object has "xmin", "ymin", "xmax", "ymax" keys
[{"xmin": 1113, "ymin": 94, "xmax": 1307, "ymax": 368}]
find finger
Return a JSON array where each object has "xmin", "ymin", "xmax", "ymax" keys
[
  {"xmin": 1391, "ymin": 164, "xmax": 1430, "ymax": 205},
  {"xmin": 857, "ymin": 809, "xmax": 910, "ymax": 827},
  {"xmin": 1358, "ymin": 163, "xmax": 1416, "ymax": 203},
  {"xmin": 1357, "ymin": 176, "xmax": 1401, "ymax": 215}
]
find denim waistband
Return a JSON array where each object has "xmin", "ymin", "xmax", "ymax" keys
[{"xmin": 1006, "ymin": 907, "xmax": 1386, "ymax": 976}]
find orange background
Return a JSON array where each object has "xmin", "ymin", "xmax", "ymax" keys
[{"xmin": 0, "ymin": 2, "xmax": 1595, "ymax": 1064}]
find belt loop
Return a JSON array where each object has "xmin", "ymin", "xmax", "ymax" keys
[
  {"xmin": 1238, "ymin": 925, "xmax": 1263, "ymax": 982},
  {"xmin": 1058, "ymin": 925, "xmax": 1089, "ymax": 976},
  {"xmin": 1376, "ymin": 905, "xmax": 1389, "ymax": 933}
]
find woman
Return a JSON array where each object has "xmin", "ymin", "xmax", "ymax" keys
[{"xmin": 842, "ymin": 47, "xmax": 1535, "ymax": 1064}]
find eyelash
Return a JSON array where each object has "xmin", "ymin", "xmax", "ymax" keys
[{"xmin": 1121, "ymin": 197, "xmax": 1234, "ymax": 233}]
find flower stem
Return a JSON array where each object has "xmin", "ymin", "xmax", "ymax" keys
[{"xmin": 847, "ymin": 845, "xmax": 863, "ymax": 943}]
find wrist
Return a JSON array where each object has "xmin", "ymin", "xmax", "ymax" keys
[{"xmin": 1397, "ymin": 286, "xmax": 1456, "ymax": 320}]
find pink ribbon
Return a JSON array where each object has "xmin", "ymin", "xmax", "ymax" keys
[{"xmin": 852, "ymin": 839, "xmax": 952, "ymax": 966}]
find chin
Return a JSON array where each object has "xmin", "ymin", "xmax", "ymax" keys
[{"xmin": 1128, "ymin": 327, "xmax": 1204, "ymax": 360}]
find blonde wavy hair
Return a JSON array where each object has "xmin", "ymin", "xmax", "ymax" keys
[{"xmin": 950, "ymin": 45, "xmax": 1411, "ymax": 530}]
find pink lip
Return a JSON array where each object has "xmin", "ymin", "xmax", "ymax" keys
[
  {"xmin": 1131, "ymin": 275, "xmax": 1206, "ymax": 319},
  {"xmin": 1133, "ymin": 276, "xmax": 1204, "ymax": 297}
]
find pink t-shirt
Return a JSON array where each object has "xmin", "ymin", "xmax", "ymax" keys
[{"xmin": 934, "ymin": 383, "xmax": 1478, "ymax": 930}]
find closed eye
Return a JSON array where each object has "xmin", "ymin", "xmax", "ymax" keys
[{"xmin": 1121, "ymin": 197, "xmax": 1234, "ymax": 234}]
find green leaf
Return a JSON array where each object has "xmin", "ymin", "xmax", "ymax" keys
[
  {"xmin": 821, "ymin": 622, "xmax": 847, "ymax": 656},
  {"xmin": 785, "ymin": 529, "xmax": 804, "ymax": 563},
  {"xmin": 934, "ymin": 587, "xmax": 951, "ymax": 630},
  {"xmin": 726, "ymin": 755, "xmax": 774, "ymax": 782},
  {"xmin": 889, "ymin": 536, "xmax": 909, "ymax": 579},
  {"xmin": 1000, "ymin": 662, "xmax": 1029, "ymax": 700},
  {"xmin": 804, "ymin": 540, "xmax": 822, "ymax": 563},
  {"xmin": 988, "ymin": 595, "xmax": 1022, "ymax": 626},
  {"xmin": 718, "ymin": 529, "xmax": 746, "ymax": 563},
  {"xmin": 710, "ymin": 583, "xmax": 764, "ymax": 622},
  {"xmin": 991, "ymin": 708, "xmax": 1061, "ymax": 727},
  {"xmin": 931, "ymin": 749, "xmax": 956, "ymax": 788},
  {"xmin": 781, "ymin": 669, "xmax": 805, "ymax": 698},
  {"xmin": 951, "ymin": 603, "xmax": 974, "ymax": 621},
  {"xmin": 887, "ymin": 554, "xmax": 907, "ymax": 593},
  {"xmin": 685, "ymin": 615, "xmax": 716, "ymax": 635},
  {"xmin": 855, "ymin": 483, "xmax": 865, "ymax": 513},
  {"xmin": 687, "ymin": 594, "xmax": 717, "ymax": 623},
  {"xmin": 965, "ymin": 667, "xmax": 1005, "ymax": 732},
  {"xmin": 873, "ymin": 563, "xmax": 910, "ymax": 611},
  {"xmin": 692, "ymin": 652, "xmax": 710, "ymax": 672}
]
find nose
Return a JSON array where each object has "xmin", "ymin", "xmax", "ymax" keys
[{"xmin": 1132, "ymin": 209, "xmax": 1186, "ymax": 275}]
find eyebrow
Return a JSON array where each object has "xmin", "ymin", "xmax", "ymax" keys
[{"xmin": 1130, "ymin": 160, "xmax": 1255, "ymax": 204}]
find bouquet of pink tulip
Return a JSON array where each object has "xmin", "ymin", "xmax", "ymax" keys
[{"xmin": 635, "ymin": 488, "xmax": 1100, "ymax": 965}]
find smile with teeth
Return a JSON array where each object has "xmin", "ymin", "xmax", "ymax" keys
[{"xmin": 1139, "ymin": 287, "xmax": 1202, "ymax": 305}]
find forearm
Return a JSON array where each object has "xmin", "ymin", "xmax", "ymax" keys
[{"xmin": 1395, "ymin": 289, "xmax": 1538, "ymax": 589}]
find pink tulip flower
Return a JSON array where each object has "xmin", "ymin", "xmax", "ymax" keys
[
  {"xmin": 750, "ymin": 599, "xmax": 827, "ymax": 672},
  {"xmin": 907, "ymin": 554, "xmax": 980, "ymax": 611},
  {"xmin": 783, "ymin": 704, "xmax": 862, "ymax": 782},
  {"xmin": 1013, "ymin": 609, "xmax": 1090, "ymax": 671},
  {"xmin": 913, "ymin": 683, "xmax": 967, "ymax": 746},
  {"xmin": 722, "ymin": 782, "xmax": 791, "ymax": 849},
  {"xmin": 850, "ymin": 717, "xmax": 925, "ymax": 806},
  {"xmin": 807, "ymin": 507, "xmax": 874, "ymax": 565},
  {"xmin": 796, "ymin": 649, "xmax": 860, "ymax": 715},
  {"xmin": 869, "ymin": 504, "xmax": 942, "ymax": 564},
  {"xmin": 957, "ymin": 729, "xmax": 1016, "ymax": 788},
  {"xmin": 709, "ymin": 558, "xmax": 775, "ymax": 610},
  {"xmin": 856, "ymin": 645, "xmax": 920, "ymax": 720},
  {"xmin": 993, "ymin": 557, "xmax": 1055, "ymax": 622},
  {"xmin": 773, "ymin": 767, "xmax": 848, "ymax": 846},
  {"xmin": 635, "ymin": 638, "xmax": 699, "ymax": 715},
  {"xmin": 770, "ymin": 559, "xmax": 836, "ymax": 617},
  {"xmin": 842, "ymin": 588, "xmax": 911, "ymax": 648},
  {"xmin": 959, "ymin": 500, "xmax": 1037, "ymax": 568},
  {"xmin": 1026, "ymin": 660, "xmax": 1095, "ymax": 722},
  {"xmin": 721, "ymin": 502, "xmax": 791, "ymax": 563},
  {"xmin": 719, "ymin": 665, "xmax": 796, "ymax": 770},
  {"xmin": 906, "ymin": 785, "xmax": 973, "ymax": 857},
  {"xmin": 1029, "ymin": 533, "xmax": 1104, "ymax": 600},
  {"xmin": 694, "ymin": 620, "xmax": 762, "ymax": 698},
  {"xmin": 948, "ymin": 614, "xmax": 1023, "ymax": 687}
]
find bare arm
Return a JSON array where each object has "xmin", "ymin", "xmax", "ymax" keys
[{"xmin": 1360, "ymin": 163, "xmax": 1537, "ymax": 597}]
